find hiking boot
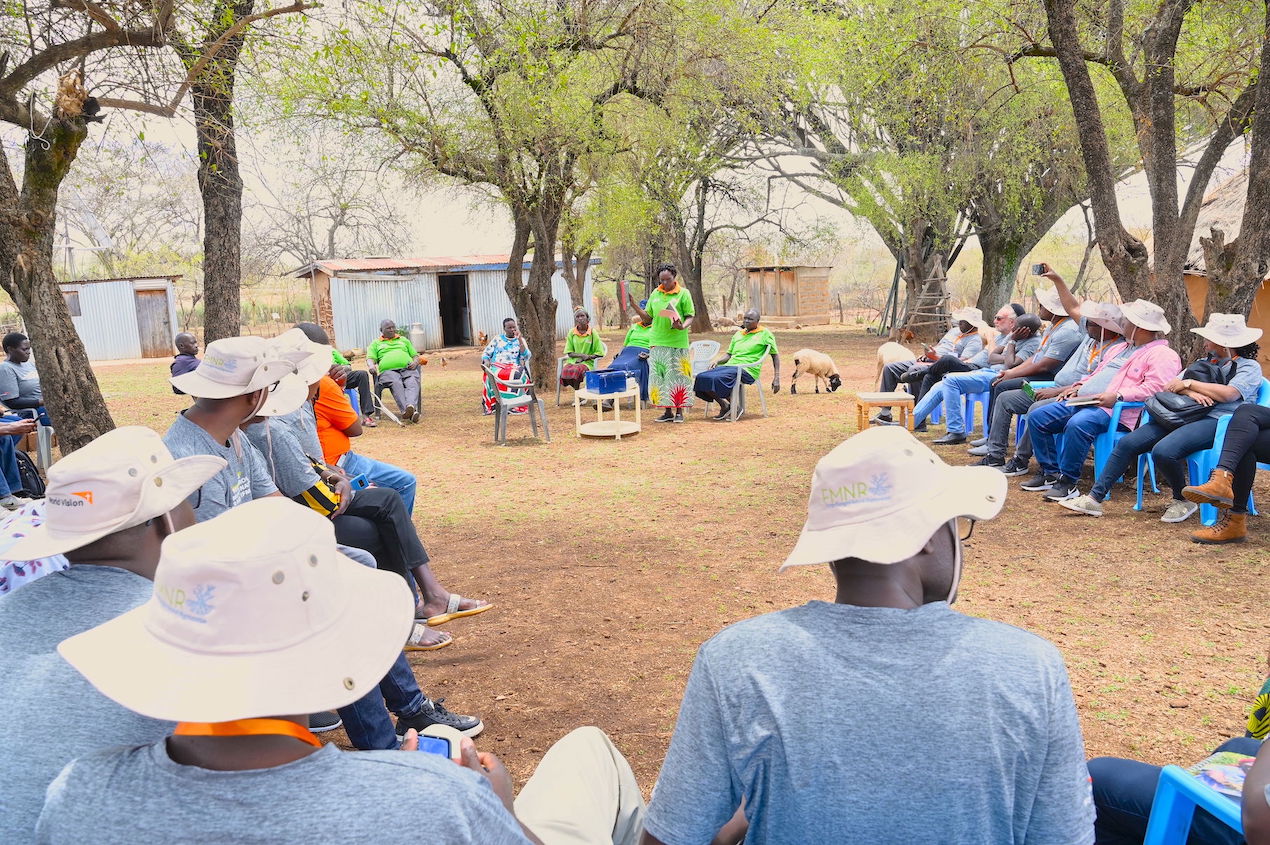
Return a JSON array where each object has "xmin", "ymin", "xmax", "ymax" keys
[
  {"xmin": 972, "ymin": 456, "xmax": 1004, "ymax": 468},
  {"xmin": 654, "ymin": 410, "xmax": 675, "ymax": 423},
  {"xmin": 1020, "ymin": 472, "xmax": 1057, "ymax": 492},
  {"xmin": 1191, "ymin": 512, "xmax": 1247, "ymax": 545},
  {"xmin": 308, "ymin": 711, "xmax": 343, "ymax": 733},
  {"xmin": 1000, "ymin": 457, "xmax": 1030, "ymax": 477},
  {"xmin": 1182, "ymin": 469, "xmax": 1235, "ymax": 509},
  {"xmin": 966, "ymin": 445, "xmax": 990, "ymax": 456},
  {"xmin": 1058, "ymin": 494, "xmax": 1103, "ymax": 517},
  {"xmin": 1044, "ymin": 477, "xmax": 1079, "ymax": 501},
  {"xmin": 396, "ymin": 698, "xmax": 484, "ymax": 739},
  {"xmin": 1161, "ymin": 500, "xmax": 1199, "ymax": 523}
]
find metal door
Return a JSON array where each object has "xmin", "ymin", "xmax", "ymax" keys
[{"xmin": 134, "ymin": 289, "xmax": 172, "ymax": 358}]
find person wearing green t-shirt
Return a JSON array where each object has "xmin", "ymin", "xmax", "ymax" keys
[
  {"xmin": 367, "ymin": 319, "xmax": 421, "ymax": 423},
  {"xmin": 608, "ymin": 298, "xmax": 653, "ymax": 402},
  {"xmin": 693, "ymin": 309, "xmax": 781, "ymax": 420},
  {"xmin": 560, "ymin": 309, "xmax": 606, "ymax": 389},
  {"xmin": 632, "ymin": 263, "xmax": 696, "ymax": 423}
]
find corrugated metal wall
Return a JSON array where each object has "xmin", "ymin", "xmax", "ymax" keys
[
  {"xmin": 331, "ymin": 265, "xmax": 594, "ymax": 350},
  {"xmin": 68, "ymin": 281, "xmax": 143, "ymax": 360},
  {"xmin": 330, "ymin": 274, "xmax": 442, "ymax": 351}
]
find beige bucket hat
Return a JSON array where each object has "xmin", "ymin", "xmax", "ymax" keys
[
  {"xmin": 1120, "ymin": 299, "xmax": 1171, "ymax": 334},
  {"xmin": 260, "ymin": 329, "xmax": 334, "ymax": 417},
  {"xmin": 781, "ymin": 426, "xmax": 1006, "ymax": 570},
  {"xmin": 1191, "ymin": 313, "xmax": 1262, "ymax": 349},
  {"xmin": 1082, "ymin": 301, "xmax": 1124, "ymax": 333},
  {"xmin": 4, "ymin": 427, "xmax": 225, "ymax": 561},
  {"xmin": 58, "ymin": 498, "xmax": 414, "ymax": 723},
  {"xmin": 170, "ymin": 336, "xmax": 306, "ymax": 418},
  {"xmin": 951, "ymin": 306, "xmax": 985, "ymax": 328},
  {"xmin": 1035, "ymin": 287, "xmax": 1068, "ymax": 317}
]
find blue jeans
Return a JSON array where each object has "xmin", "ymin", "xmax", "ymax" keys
[
  {"xmin": 1031, "ymin": 402, "xmax": 1121, "ymax": 481},
  {"xmin": 1089, "ymin": 736, "xmax": 1261, "ymax": 845},
  {"xmin": 340, "ymin": 451, "xmax": 416, "ymax": 515},
  {"xmin": 336, "ymin": 652, "xmax": 426, "ymax": 749},
  {"xmin": 1090, "ymin": 418, "xmax": 1220, "ymax": 501},
  {"xmin": 914, "ymin": 369, "xmax": 994, "ymax": 433},
  {"xmin": 0, "ymin": 416, "xmax": 23, "ymax": 497}
]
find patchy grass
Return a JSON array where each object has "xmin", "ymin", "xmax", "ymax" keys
[{"xmin": 93, "ymin": 324, "xmax": 1270, "ymax": 788}]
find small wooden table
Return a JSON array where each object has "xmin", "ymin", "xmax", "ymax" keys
[
  {"xmin": 854, "ymin": 391, "xmax": 914, "ymax": 431},
  {"xmin": 574, "ymin": 385, "xmax": 641, "ymax": 439}
]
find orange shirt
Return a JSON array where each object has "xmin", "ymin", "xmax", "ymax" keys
[{"xmin": 314, "ymin": 376, "xmax": 359, "ymax": 464}]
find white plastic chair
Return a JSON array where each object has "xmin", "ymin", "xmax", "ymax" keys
[
  {"xmin": 483, "ymin": 365, "xmax": 550, "ymax": 445},
  {"xmin": 555, "ymin": 340, "xmax": 609, "ymax": 406},
  {"xmin": 689, "ymin": 340, "xmax": 722, "ymax": 417},
  {"xmin": 723, "ymin": 355, "xmax": 771, "ymax": 422}
]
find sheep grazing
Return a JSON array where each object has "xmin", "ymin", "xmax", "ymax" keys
[
  {"xmin": 875, "ymin": 341, "xmax": 916, "ymax": 388},
  {"xmin": 791, "ymin": 349, "xmax": 842, "ymax": 394}
]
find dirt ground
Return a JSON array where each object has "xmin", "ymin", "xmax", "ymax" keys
[{"xmin": 97, "ymin": 324, "xmax": 1269, "ymax": 791}]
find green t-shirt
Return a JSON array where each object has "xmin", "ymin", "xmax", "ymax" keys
[
  {"xmin": 331, "ymin": 349, "xmax": 350, "ymax": 366},
  {"xmin": 623, "ymin": 323, "xmax": 652, "ymax": 349},
  {"xmin": 564, "ymin": 329, "xmax": 605, "ymax": 370},
  {"xmin": 646, "ymin": 286, "xmax": 696, "ymax": 349},
  {"xmin": 367, "ymin": 335, "xmax": 417, "ymax": 372},
  {"xmin": 726, "ymin": 328, "xmax": 778, "ymax": 380}
]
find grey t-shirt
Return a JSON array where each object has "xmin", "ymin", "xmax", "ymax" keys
[
  {"xmin": 952, "ymin": 331, "xmax": 984, "ymax": 360},
  {"xmin": 0, "ymin": 360, "xmax": 41, "ymax": 405},
  {"xmin": 643, "ymin": 601, "xmax": 1095, "ymax": 845},
  {"xmin": 0, "ymin": 567, "xmax": 171, "ymax": 843},
  {"xmin": 163, "ymin": 413, "xmax": 277, "ymax": 522},
  {"xmin": 243, "ymin": 415, "xmax": 321, "ymax": 499},
  {"xmin": 36, "ymin": 742, "xmax": 531, "ymax": 844},
  {"xmin": 1053, "ymin": 327, "xmax": 1122, "ymax": 387},
  {"xmin": 1032, "ymin": 317, "xmax": 1084, "ymax": 367}
]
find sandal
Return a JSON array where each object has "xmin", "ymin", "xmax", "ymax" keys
[
  {"xmin": 404, "ymin": 623, "xmax": 453, "ymax": 651},
  {"xmin": 421, "ymin": 594, "xmax": 494, "ymax": 627}
]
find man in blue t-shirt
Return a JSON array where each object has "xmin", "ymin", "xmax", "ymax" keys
[{"xmin": 642, "ymin": 427, "xmax": 1095, "ymax": 845}]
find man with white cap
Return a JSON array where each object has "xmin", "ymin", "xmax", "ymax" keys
[
  {"xmin": 973, "ymin": 296, "xmax": 1127, "ymax": 470},
  {"xmin": 36, "ymin": 500, "xmax": 648, "ymax": 845},
  {"xmin": 1060, "ymin": 312, "xmax": 1263, "ymax": 521},
  {"xmin": 0, "ymin": 426, "xmax": 224, "ymax": 842},
  {"xmin": 903, "ymin": 306, "xmax": 988, "ymax": 403},
  {"xmin": 909, "ymin": 313, "xmax": 1044, "ymax": 442},
  {"xmin": 641, "ymin": 427, "xmax": 1095, "ymax": 845},
  {"xmin": 1023, "ymin": 299, "xmax": 1183, "ymax": 501}
]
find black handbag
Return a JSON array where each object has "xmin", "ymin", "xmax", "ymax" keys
[{"xmin": 1143, "ymin": 358, "xmax": 1236, "ymax": 430}]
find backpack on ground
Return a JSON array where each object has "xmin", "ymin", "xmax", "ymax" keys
[{"xmin": 15, "ymin": 450, "xmax": 44, "ymax": 498}]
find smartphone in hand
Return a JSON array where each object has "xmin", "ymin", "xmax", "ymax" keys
[
  {"xmin": 1031, "ymin": 262, "xmax": 1049, "ymax": 275},
  {"xmin": 416, "ymin": 724, "xmax": 464, "ymax": 762}
]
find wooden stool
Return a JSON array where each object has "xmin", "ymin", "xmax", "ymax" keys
[{"xmin": 854, "ymin": 391, "xmax": 914, "ymax": 431}]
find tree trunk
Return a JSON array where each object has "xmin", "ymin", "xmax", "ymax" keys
[
  {"xmin": 0, "ymin": 121, "xmax": 116, "ymax": 452},
  {"xmin": 976, "ymin": 231, "xmax": 1024, "ymax": 314},
  {"xmin": 188, "ymin": 0, "xmax": 254, "ymax": 344},
  {"xmin": 560, "ymin": 247, "xmax": 592, "ymax": 313},
  {"xmin": 504, "ymin": 204, "xmax": 562, "ymax": 390}
]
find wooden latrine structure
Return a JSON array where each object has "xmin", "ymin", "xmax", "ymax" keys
[{"xmin": 744, "ymin": 266, "xmax": 831, "ymax": 327}]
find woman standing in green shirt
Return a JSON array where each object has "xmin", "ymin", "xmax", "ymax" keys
[
  {"xmin": 560, "ymin": 309, "xmax": 606, "ymax": 389},
  {"xmin": 634, "ymin": 263, "xmax": 696, "ymax": 423}
]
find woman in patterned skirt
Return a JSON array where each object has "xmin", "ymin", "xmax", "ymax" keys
[{"xmin": 632, "ymin": 263, "xmax": 695, "ymax": 423}]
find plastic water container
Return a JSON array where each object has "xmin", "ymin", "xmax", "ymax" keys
[
  {"xmin": 585, "ymin": 369, "xmax": 629, "ymax": 394},
  {"xmin": 408, "ymin": 322, "xmax": 426, "ymax": 352}
]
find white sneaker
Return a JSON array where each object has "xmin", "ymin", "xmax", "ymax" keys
[
  {"xmin": 1058, "ymin": 494, "xmax": 1103, "ymax": 517},
  {"xmin": 0, "ymin": 495, "xmax": 25, "ymax": 511},
  {"xmin": 1161, "ymin": 500, "xmax": 1199, "ymax": 523}
]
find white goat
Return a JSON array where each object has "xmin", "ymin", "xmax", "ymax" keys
[{"xmin": 791, "ymin": 348, "xmax": 842, "ymax": 394}]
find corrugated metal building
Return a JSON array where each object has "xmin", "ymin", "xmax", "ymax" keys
[
  {"xmin": 293, "ymin": 255, "xmax": 599, "ymax": 351},
  {"xmin": 58, "ymin": 275, "xmax": 180, "ymax": 361}
]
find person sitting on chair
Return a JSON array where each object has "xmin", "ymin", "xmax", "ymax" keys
[
  {"xmin": 906, "ymin": 307, "xmax": 989, "ymax": 403},
  {"xmin": 608, "ymin": 298, "xmax": 652, "ymax": 403},
  {"xmin": 1184, "ymin": 390, "xmax": 1270, "ymax": 545},
  {"xmin": 169, "ymin": 333, "xmax": 200, "ymax": 395},
  {"xmin": 1021, "ymin": 299, "xmax": 1181, "ymax": 501},
  {"xmin": 482, "ymin": 318, "xmax": 532, "ymax": 416},
  {"xmin": 330, "ymin": 344, "xmax": 377, "ymax": 428},
  {"xmin": 560, "ymin": 309, "xmax": 605, "ymax": 390},
  {"xmin": 0, "ymin": 333, "xmax": 51, "ymax": 426},
  {"xmin": 368, "ymin": 320, "xmax": 421, "ymax": 423},
  {"xmin": 692, "ymin": 310, "xmax": 780, "ymax": 421},
  {"xmin": 0, "ymin": 415, "xmax": 36, "ymax": 511}
]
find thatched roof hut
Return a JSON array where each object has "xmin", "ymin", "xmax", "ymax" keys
[{"xmin": 1184, "ymin": 168, "xmax": 1247, "ymax": 274}]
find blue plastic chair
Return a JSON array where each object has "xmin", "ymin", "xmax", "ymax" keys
[
  {"xmin": 929, "ymin": 390, "xmax": 991, "ymax": 437},
  {"xmin": 1013, "ymin": 381, "xmax": 1057, "ymax": 446},
  {"xmin": 1092, "ymin": 401, "xmax": 1144, "ymax": 482},
  {"xmin": 344, "ymin": 388, "xmax": 360, "ymax": 414},
  {"xmin": 1141, "ymin": 764, "xmax": 1242, "ymax": 845}
]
